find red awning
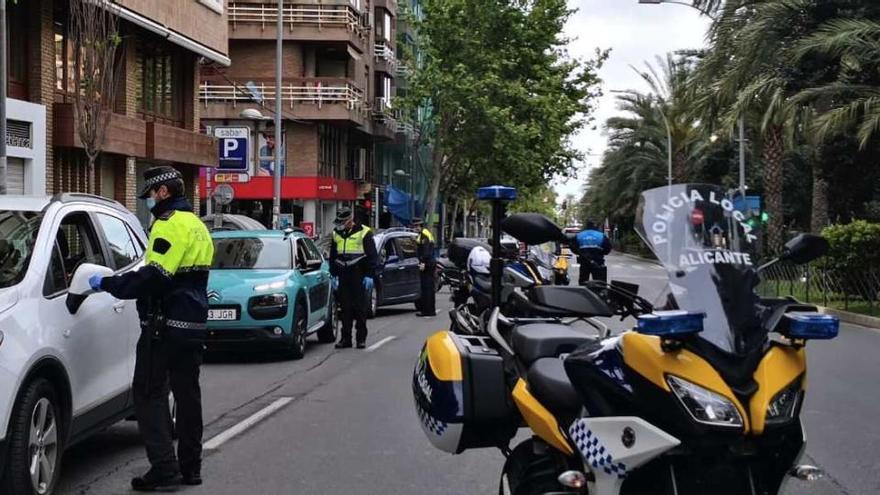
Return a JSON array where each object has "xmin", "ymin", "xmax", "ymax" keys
[{"xmin": 198, "ymin": 175, "xmax": 360, "ymax": 201}]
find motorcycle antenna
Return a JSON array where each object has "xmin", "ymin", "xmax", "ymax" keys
[{"xmin": 477, "ymin": 185, "xmax": 517, "ymax": 308}]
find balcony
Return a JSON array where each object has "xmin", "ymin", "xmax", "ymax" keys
[
  {"xmin": 200, "ymin": 78, "xmax": 369, "ymax": 126},
  {"xmin": 146, "ymin": 122, "xmax": 217, "ymax": 166},
  {"xmin": 54, "ymin": 103, "xmax": 146, "ymax": 158},
  {"xmin": 371, "ymin": 97, "xmax": 396, "ymax": 140},
  {"xmin": 374, "ymin": 41, "xmax": 398, "ymax": 75},
  {"xmin": 228, "ymin": 2, "xmax": 369, "ymax": 52}
]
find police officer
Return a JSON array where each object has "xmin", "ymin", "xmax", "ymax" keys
[
  {"xmin": 576, "ymin": 220, "xmax": 612, "ymax": 285},
  {"xmin": 330, "ymin": 207, "xmax": 379, "ymax": 349},
  {"xmin": 412, "ymin": 217, "xmax": 437, "ymax": 317},
  {"xmin": 89, "ymin": 166, "xmax": 214, "ymax": 491}
]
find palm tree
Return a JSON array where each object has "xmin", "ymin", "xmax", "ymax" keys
[{"xmin": 691, "ymin": 0, "xmax": 820, "ymax": 252}]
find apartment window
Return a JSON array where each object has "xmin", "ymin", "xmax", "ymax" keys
[
  {"xmin": 7, "ymin": 3, "xmax": 27, "ymax": 99},
  {"xmin": 136, "ymin": 41, "xmax": 185, "ymax": 127},
  {"xmin": 319, "ymin": 124, "xmax": 347, "ymax": 178},
  {"xmin": 54, "ymin": 22, "xmax": 76, "ymax": 95},
  {"xmin": 375, "ymin": 9, "xmax": 393, "ymax": 43}
]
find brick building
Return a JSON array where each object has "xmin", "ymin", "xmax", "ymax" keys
[
  {"xmin": 8, "ymin": 0, "xmax": 228, "ymax": 226},
  {"xmin": 198, "ymin": 0, "xmax": 402, "ymax": 234}
]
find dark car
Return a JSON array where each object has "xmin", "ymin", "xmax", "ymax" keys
[{"xmin": 366, "ymin": 228, "xmax": 423, "ymax": 317}]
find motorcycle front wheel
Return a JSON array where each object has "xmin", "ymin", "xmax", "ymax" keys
[{"xmin": 499, "ymin": 439, "xmax": 578, "ymax": 495}]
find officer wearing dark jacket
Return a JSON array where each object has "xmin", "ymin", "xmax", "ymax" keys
[
  {"xmin": 89, "ymin": 166, "xmax": 214, "ymax": 491},
  {"xmin": 330, "ymin": 208, "xmax": 379, "ymax": 348},
  {"xmin": 412, "ymin": 217, "xmax": 436, "ymax": 317},
  {"xmin": 576, "ymin": 220, "xmax": 612, "ymax": 285}
]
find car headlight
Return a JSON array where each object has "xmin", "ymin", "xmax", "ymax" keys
[
  {"xmin": 766, "ymin": 380, "xmax": 801, "ymax": 425},
  {"xmin": 248, "ymin": 294, "xmax": 289, "ymax": 320},
  {"xmin": 667, "ymin": 375, "xmax": 744, "ymax": 428},
  {"xmin": 254, "ymin": 281, "xmax": 285, "ymax": 292}
]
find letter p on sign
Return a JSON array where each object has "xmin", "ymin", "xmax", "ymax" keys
[{"xmin": 223, "ymin": 138, "xmax": 239, "ymax": 157}]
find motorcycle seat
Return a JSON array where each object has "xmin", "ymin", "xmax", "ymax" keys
[
  {"xmin": 511, "ymin": 324, "xmax": 593, "ymax": 364},
  {"xmin": 527, "ymin": 357, "xmax": 582, "ymax": 416}
]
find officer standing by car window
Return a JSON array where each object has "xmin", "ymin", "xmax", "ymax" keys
[
  {"xmin": 412, "ymin": 217, "xmax": 437, "ymax": 317},
  {"xmin": 576, "ymin": 220, "xmax": 612, "ymax": 285},
  {"xmin": 88, "ymin": 166, "xmax": 214, "ymax": 491},
  {"xmin": 330, "ymin": 207, "xmax": 380, "ymax": 349}
]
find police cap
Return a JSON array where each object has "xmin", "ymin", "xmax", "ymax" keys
[{"xmin": 138, "ymin": 166, "xmax": 183, "ymax": 199}]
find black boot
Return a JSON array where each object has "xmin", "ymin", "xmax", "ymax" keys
[
  {"xmin": 181, "ymin": 471, "xmax": 203, "ymax": 486},
  {"xmin": 335, "ymin": 340, "xmax": 352, "ymax": 349},
  {"xmin": 131, "ymin": 469, "xmax": 182, "ymax": 492}
]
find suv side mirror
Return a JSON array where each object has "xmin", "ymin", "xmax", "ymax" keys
[
  {"xmin": 66, "ymin": 263, "xmax": 114, "ymax": 314},
  {"xmin": 782, "ymin": 234, "xmax": 829, "ymax": 265}
]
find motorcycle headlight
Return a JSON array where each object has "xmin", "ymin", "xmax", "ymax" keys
[
  {"xmin": 766, "ymin": 380, "xmax": 802, "ymax": 425},
  {"xmin": 667, "ymin": 375, "xmax": 744, "ymax": 428}
]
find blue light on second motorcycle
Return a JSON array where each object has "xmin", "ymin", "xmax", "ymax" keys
[
  {"xmin": 477, "ymin": 185, "xmax": 518, "ymax": 201},
  {"xmin": 637, "ymin": 311, "xmax": 706, "ymax": 337},
  {"xmin": 781, "ymin": 312, "xmax": 840, "ymax": 340}
]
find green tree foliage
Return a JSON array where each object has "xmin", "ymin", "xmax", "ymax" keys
[
  {"xmin": 508, "ymin": 186, "xmax": 559, "ymax": 223},
  {"xmin": 405, "ymin": 0, "xmax": 607, "ymax": 228}
]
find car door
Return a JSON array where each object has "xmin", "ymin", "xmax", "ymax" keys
[
  {"xmin": 39, "ymin": 209, "xmax": 131, "ymax": 424},
  {"xmin": 394, "ymin": 235, "xmax": 422, "ymax": 300},
  {"xmin": 379, "ymin": 236, "xmax": 403, "ymax": 300},
  {"xmin": 294, "ymin": 238, "xmax": 323, "ymax": 328},
  {"xmin": 302, "ymin": 237, "xmax": 330, "ymax": 323}
]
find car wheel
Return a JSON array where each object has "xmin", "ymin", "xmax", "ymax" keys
[
  {"xmin": 366, "ymin": 286, "xmax": 378, "ymax": 319},
  {"xmin": 317, "ymin": 293, "xmax": 338, "ymax": 343},
  {"xmin": 2, "ymin": 378, "xmax": 63, "ymax": 495},
  {"xmin": 287, "ymin": 304, "xmax": 307, "ymax": 359}
]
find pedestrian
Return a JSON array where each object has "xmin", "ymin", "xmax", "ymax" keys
[
  {"xmin": 576, "ymin": 220, "xmax": 612, "ymax": 285},
  {"xmin": 330, "ymin": 207, "xmax": 380, "ymax": 348},
  {"xmin": 412, "ymin": 217, "xmax": 437, "ymax": 317},
  {"xmin": 88, "ymin": 166, "xmax": 214, "ymax": 491}
]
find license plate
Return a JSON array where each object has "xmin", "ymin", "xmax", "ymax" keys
[{"xmin": 208, "ymin": 309, "xmax": 237, "ymax": 321}]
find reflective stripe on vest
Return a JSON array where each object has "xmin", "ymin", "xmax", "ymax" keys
[{"xmin": 333, "ymin": 226, "xmax": 372, "ymax": 255}]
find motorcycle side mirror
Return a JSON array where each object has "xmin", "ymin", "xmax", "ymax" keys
[
  {"xmin": 781, "ymin": 234, "xmax": 829, "ymax": 265},
  {"xmin": 501, "ymin": 213, "xmax": 564, "ymax": 245}
]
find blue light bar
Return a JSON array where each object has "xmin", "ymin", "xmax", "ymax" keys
[
  {"xmin": 783, "ymin": 312, "xmax": 839, "ymax": 340},
  {"xmin": 477, "ymin": 185, "xmax": 517, "ymax": 201},
  {"xmin": 637, "ymin": 311, "xmax": 705, "ymax": 337}
]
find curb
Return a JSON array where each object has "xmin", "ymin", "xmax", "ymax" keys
[
  {"xmin": 819, "ymin": 307, "xmax": 880, "ymax": 330},
  {"xmin": 614, "ymin": 251, "xmax": 661, "ymax": 266}
]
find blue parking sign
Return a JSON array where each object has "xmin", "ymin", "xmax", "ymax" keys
[{"xmin": 214, "ymin": 127, "xmax": 250, "ymax": 171}]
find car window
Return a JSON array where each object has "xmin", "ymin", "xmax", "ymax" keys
[
  {"xmin": 0, "ymin": 210, "xmax": 41, "ymax": 289},
  {"xmin": 43, "ymin": 241, "xmax": 68, "ymax": 297},
  {"xmin": 58, "ymin": 212, "xmax": 107, "ymax": 271},
  {"xmin": 395, "ymin": 236, "xmax": 419, "ymax": 259},
  {"xmin": 96, "ymin": 213, "xmax": 141, "ymax": 270},
  {"xmin": 295, "ymin": 240, "xmax": 311, "ymax": 271},
  {"xmin": 212, "ymin": 237, "xmax": 291, "ymax": 270},
  {"xmin": 303, "ymin": 237, "xmax": 323, "ymax": 263},
  {"xmin": 382, "ymin": 238, "xmax": 397, "ymax": 262}
]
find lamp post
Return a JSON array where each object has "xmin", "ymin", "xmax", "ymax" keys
[
  {"xmin": 272, "ymin": 0, "xmax": 283, "ymax": 229},
  {"xmin": 656, "ymin": 103, "xmax": 673, "ymax": 187}
]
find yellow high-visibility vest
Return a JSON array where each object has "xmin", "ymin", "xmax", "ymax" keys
[{"xmin": 334, "ymin": 226, "xmax": 372, "ymax": 255}]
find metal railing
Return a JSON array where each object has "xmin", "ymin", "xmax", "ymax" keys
[
  {"xmin": 228, "ymin": 3, "xmax": 368, "ymax": 36},
  {"xmin": 374, "ymin": 41, "xmax": 396, "ymax": 64},
  {"xmin": 758, "ymin": 261, "xmax": 880, "ymax": 316},
  {"xmin": 372, "ymin": 97, "xmax": 397, "ymax": 126},
  {"xmin": 200, "ymin": 78, "xmax": 366, "ymax": 111},
  {"xmin": 395, "ymin": 63, "xmax": 411, "ymax": 78}
]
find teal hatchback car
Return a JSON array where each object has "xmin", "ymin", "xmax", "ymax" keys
[{"xmin": 206, "ymin": 229, "xmax": 336, "ymax": 358}]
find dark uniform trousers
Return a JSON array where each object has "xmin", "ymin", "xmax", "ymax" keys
[
  {"xmin": 419, "ymin": 262, "xmax": 436, "ymax": 315},
  {"xmin": 133, "ymin": 329, "xmax": 203, "ymax": 476},
  {"xmin": 578, "ymin": 253, "xmax": 608, "ymax": 285},
  {"xmin": 339, "ymin": 270, "xmax": 369, "ymax": 344}
]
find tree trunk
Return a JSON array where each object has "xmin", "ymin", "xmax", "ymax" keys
[
  {"xmin": 762, "ymin": 125, "xmax": 785, "ymax": 253},
  {"xmin": 673, "ymin": 151, "xmax": 688, "ymax": 184},
  {"xmin": 810, "ymin": 150, "xmax": 830, "ymax": 234},
  {"xmin": 87, "ymin": 154, "xmax": 97, "ymax": 196}
]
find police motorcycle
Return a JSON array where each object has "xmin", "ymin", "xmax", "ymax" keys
[{"xmin": 412, "ymin": 184, "xmax": 837, "ymax": 495}]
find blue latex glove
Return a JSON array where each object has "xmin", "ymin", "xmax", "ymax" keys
[
  {"xmin": 88, "ymin": 275, "xmax": 104, "ymax": 292},
  {"xmin": 331, "ymin": 276, "xmax": 339, "ymax": 292},
  {"xmin": 363, "ymin": 277, "xmax": 374, "ymax": 291}
]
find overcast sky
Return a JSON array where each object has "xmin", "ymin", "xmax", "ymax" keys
[{"xmin": 552, "ymin": 0, "xmax": 711, "ymax": 202}]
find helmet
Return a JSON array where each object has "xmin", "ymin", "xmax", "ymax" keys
[{"xmin": 467, "ymin": 246, "xmax": 491, "ymax": 275}]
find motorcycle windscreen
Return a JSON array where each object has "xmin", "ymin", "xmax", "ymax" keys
[{"xmin": 635, "ymin": 184, "xmax": 763, "ymax": 354}]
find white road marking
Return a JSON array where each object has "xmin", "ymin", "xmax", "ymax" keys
[
  {"xmin": 367, "ymin": 335, "xmax": 397, "ymax": 352},
  {"xmin": 204, "ymin": 397, "xmax": 293, "ymax": 450}
]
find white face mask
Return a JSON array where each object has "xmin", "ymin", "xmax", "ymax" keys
[{"xmin": 145, "ymin": 198, "xmax": 157, "ymax": 210}]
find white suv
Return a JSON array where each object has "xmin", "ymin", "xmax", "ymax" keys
[{"xmin": 0, "ymin": 194, "xmax": 145, "ymax": 495}]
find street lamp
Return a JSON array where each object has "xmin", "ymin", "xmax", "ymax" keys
[
  {"xmin": 655, "ymin": 103, "xmax": 673, "ymax": 187},
  {"xmin": 637, "ymin": 0, "xmax": 718, "ymax": 19}
]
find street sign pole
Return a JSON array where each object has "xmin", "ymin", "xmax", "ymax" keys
[{"xmin": 272, "ymin": 0, "xmax": 283, "ymax": 229}]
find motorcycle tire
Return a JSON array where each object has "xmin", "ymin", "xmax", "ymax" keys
[{"xmin": 499, "ymin": 440, "xmax": 567, "ymax": 495}]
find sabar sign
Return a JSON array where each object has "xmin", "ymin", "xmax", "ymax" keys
[{"xmin": 214, "ymin": 127, "xmax": 250, "ymax": 172}]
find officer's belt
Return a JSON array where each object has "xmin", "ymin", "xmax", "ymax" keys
[
  {"xmin": 335, "ymin": 255, "xmax": 367, "ymax": 267},
  {"xmin": 142, "ymin": 319, "xmax": 207, "ymax": 331}
]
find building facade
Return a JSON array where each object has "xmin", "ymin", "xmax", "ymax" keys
[
  {"xmin": 8, "ymin": 0, "xmax": 228, "ymax": 226},
  {"xmin": 198, "ymin": 0, "xmax": 402, "ymax": 235}
]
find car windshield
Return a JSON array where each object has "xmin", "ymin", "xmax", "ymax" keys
[
  {"xmin": 212, "ymin": 237, "xmax": 291, "ymax": 270},
  {"xmin": 0, "ymin": 211, "xmax": 42, "ymax": 289},
  {"xmin": 635, "ymin": 184, "xmax": 764, "ymax": 355}
]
